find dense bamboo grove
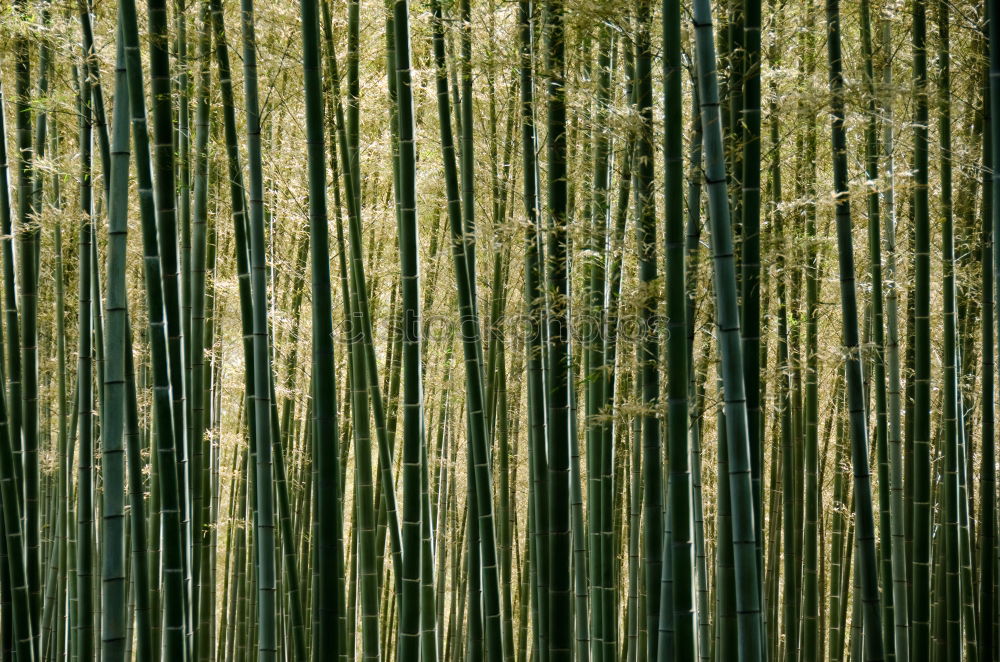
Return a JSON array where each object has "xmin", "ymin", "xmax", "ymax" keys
[{"xmin": 0, "ymin": 0, "xmax": 998, "ymax": 660}]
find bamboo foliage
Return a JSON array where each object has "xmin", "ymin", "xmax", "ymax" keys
[{"xmin": 0, "ymin": 2, "xmax": 993, "ymax": 662}]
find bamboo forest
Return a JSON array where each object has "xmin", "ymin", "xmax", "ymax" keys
[{"xmin": 2, "ymin": 0, "xmax": 1000, "ymax": 660}]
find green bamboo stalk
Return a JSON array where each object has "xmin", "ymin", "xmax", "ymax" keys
[
  {"xmin": 569, "ymin": 374, "xmax": 588, "ymax": 661},
  {"xmin": 635, "ymin": 2, "xmax": 663, "ymax": 656},
  {"xmin": 713, "ymin": 374, "xmax": 736, "ymax": 662},
  {"xmin": 13, "ymin": 0, "xmax": 40, "ymax": 637},
  {"xmin": 859, "ymin": 0, "xmax": 893, "ymax": 655},
  {"xmin": 390, "ymin": 0, "xmax": 430, "ymax": 658},
  {"xmin": 205, "ymin": 14, "xmax": 269, "ymax": 660},
  {"xmin": 237, "ymin": 0, "xmax": 279, "ymax": 657},
  {"xmin": 624, "ymin": 374, "xmax": 639, "ymax": 662},
  {"xmin": 52, "ymin": 208, "xmax": 70, "ymax": 662},
  {"xmin": 4, "ymin": 39, "xmax": 24, "ymax": 543},
  {"xmin": 691, "ymin": 0, "xmax": 764, "ymax": 658},
  {"xmin": 685, "ymin": 82, "xmax": 709, "ymax": 662},
  {"xmin": 0, "ymin": 297, "xmax": 32, "ymax": 662},
  {"xmin": 878, "ymin": 10, "xmax": 910, "ymax": 661},
  {"xmin": 935, "ymin": 1, "xmax": 963, "ymax": 657},
  {"xmin": 741, "ymin": 0, "xmax": 763, "ymax": 568},
  {"xmin": 979, "ymin": 6, "xmax": 996, "ymax": 656},
  {"xmin": 774, "ymin": 90, "xmax": 798, "ymax": 662},
  {"xmin": 663, "ymin": 0, "xmax": 694, "ymax": 655},
  {"xmin": 910, "ymin": 0, "xmax": 933, "ymax": 655},
  {"xmin": 827, "ymin": 407, "xmax": 848, "ymax": 662},
  {"xmin": 307, "ymin": 3, "xmax": 350, "ymax": 659},
  {"xmin": 76, "ymin": 33, "xmax": 96, "ymax": 662},
  {"xmin": 331, "ymin": 56, "xmax": 386, "ymax": 662},
  {"xmin": 25, "ymin": 31, "xmax": 50, "ymax": 600},
  {"xmin": 428, "ymin": 1, "xmax": 507, "ymax": 658},
  {"xmin": 825, "ymin": 1, "xmax": 885, "ymax": 658},
  {"xmin": 797, "ymin": 21, "xmax": 821, "ymax": 662},
  {"xmin": 0, "ymin": 26, "xmax": 32, "ymax": 662},
  {"xmin": 516, "ymin": 3, "xmax": 549, "ymax": 659},
  {"xmin": 543, "ymin": 2, "xmax": 571, "ymax": 659},
  {"xmin": 148, "ymin": 0, "xmax": 190, "ymax": 574},
  {"xmin": 100, "ymin": 30, "xmax": 131, "ymax": 662},
  {"xmin": 584, "ymin": 23, "xmax": 612, "ymax": 662},
  {"xmin": 459, "ymin": 0, "xmax": 478, "ymax": 296},
  {"xmin": 77, "ymin": 0, "xmax": 111, "ymax": 207},
  {"xmin": 190, "ymin": 3, "xmax": 214, "ymax": 658},
  {"xmin": 118, "ymin": 0, "xmax": 188, "ymax": 654},
  {"xmin": 323, "ymin": 5, "xmax": 404, "ymax": 617},
  {"xmin": 125, "ymin": 328, "xmax": 154, "ymax": 662}
]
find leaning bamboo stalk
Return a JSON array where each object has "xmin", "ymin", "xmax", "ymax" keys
[
  {"xmin": 429, "ymin": 0, "xmax": 507, "ymax": 657},
  {"xmin": 301, "ymin": 0, "xmax": 348, "ymax": 658},
  {"xmin": 13, "ymin": 0, "xmax": 40, "ymax": 637},
  {"xmin": 189, "ymin": 2, "xmax": 215, "ymax": 656},
  {"xmin": 388, "ymin": 1, "xmax": 433, "ymax": 660},
  {"xmin": 825, "ymin": 0, "xmax": 885, "ymax": 657},
  {"xmin": 635, "ymin": 3, "xmax": 663, "ymax": 655},
  {"xmin": 515, "ymin": 3, "xmax": 550, "ymax": 659},
  {"xmin": 118, "ymin": 0, "xmax": 188, "ymax": 653},
  {"xmin": 691, "ymin": 0, "xmax": 764, "ymax": 657},
  {"xmin": 979, "ymin": 6, "xmax": 996, "ymax": 656},
  {"xmin": 236, "ymin": 0, "xmax": 280, "ymax": 657}
]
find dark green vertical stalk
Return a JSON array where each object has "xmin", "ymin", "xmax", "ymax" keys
[
  {"xmin": 459, "ymin": 0, "xmax": 477, "ymax": 289},
  {"xmin": 859, "ymin": 0, "xmax": 893, "ymax": 654},
  {"xmin": 13, "ymin": 0, "xmax": 39, "ymax": 637},
  {"xmin": 544, "ymin": 1, "xmax": 571, "ymax": 659},
  {"xmin": 825, "ymin": 1, "xmax": 885, "ymax": 659},
  {"xmin": 517, "ymin": 3, "xmax": 549, "ymax": 659},
  {"xmin": 391, "ymin": 0, "xmax": 430, "ymax": 658},
  {"xmin": 118, "ymin": 0, "xmax": 187, "ymax": 654},
  {"xmin": 879, "ymin": 11, "xmax": 909, "ymax": 660},
  {"xmin": 325, "ymin": 18, "xmax": 392, "ymax": 662},
  {"xmin": 775, "ymin": 92, "xmax": 798, "ymax": 662},
  {"xmin": 692, "ymin": 0, "xmax": 764, "ymax": 658},
  {"xmin": 125, "ymin": 328, "xmax": 154, "ymax": 662},
  {"xmin": 799, "ymin": 25, "xmax": 821, "ymax": 662},
  {"xmin": 325, "ymin": 4, "xmax": 403, "ymax": 618},
  {"xmin": 206, "ymin": 15, "xmax": 259, "ymax": 653},
  {"xmin": 978, "ymin": 7, "xmax": 995, "ymax": 656},
  {"xmin": 23, "ymin": 36, "xmax": 47, "ymax": 638},
  {"xmin": 635, "ymin": 2, "xmax": 662, "ymax": 656},
  {"xmin": 428, "ymin": 0, "xmax": 507, "ymax": 657},
  {"xmin": 175, "ymin": 1, "xmax": 192, "ymax": 460},
  {"xmin": 147, "ymin": 0, "xmax": 190, "ymax": 602},
  {"xmin": 237, "ymin": 0, "xmax": 278, "ymax": 657},
  {"xmin": 310, "ymin": 3, "xmax": 351, "ymax": 661},
  {"xmin": 741, "ymin": 0, "xmax": 762, "ymax": 568},
  {"xmin": 0, "ymin": 186, "xmax": 33, "ymax": 661},
  {"xmin": 910, "ymin": 0, "xmax": 932, "ymax": 656},
  {"xmin": 4, "ymin": 23, "xmax": 24, "ymax": 546},
  {"xmin": 664, "ymin": 0, "xmax": 694, "ymax": 656},
  {"xmin": 101, "ymin": 32, "xmax": 131, "ymax": 662},
  {"xmin": 828, "ymin": 398, "xmax": 847, "ymax": 662},
  {"xmin": 190, "ymin": 3, "xmax": 213, "ymax": 658},
  {"xmin": 685, "ymin": 83, "xmax": 709, "ymax": 662},
  {"xmin": 714, "ymin": 378, "xmax": 736, "ymax": 662},
  {"xmin": 584, "ymin": 26, "xmax": 612, "ymax": 662},
  {"xmin": 76, "ymin": 33, "xmax": 96, "ymax": 662},
  {"xmin": 935, "ymin": 1, "xmax": 962, "ymax": 658}
]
